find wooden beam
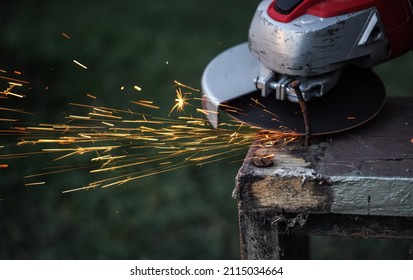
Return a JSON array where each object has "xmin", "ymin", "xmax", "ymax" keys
[
  {"xmin": 284, "ymin": 213, "xmax": 413, "ymax": 240},
  {"xmin": 235, "ymin": 97, "xmax": 413, "ymax": 259}
]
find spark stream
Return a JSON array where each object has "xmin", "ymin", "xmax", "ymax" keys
[{"xmin": 130, "ymin": 266, "xmax": 214, "ymax": 276}]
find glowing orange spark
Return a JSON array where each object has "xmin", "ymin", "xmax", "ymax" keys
[
  {"xmin": 173, "ymin": 80, "xmax": 200, "ymax": 92},
  {"xmin": 0, "ymin": 107, "xmax": 32, "ymax": 115},
  {"xmin": 0, "ymin": 81, "xmax": 299, "ymax": 193},
  {"xmin": 73, "ymin": 60, "xmax": 88, "ymax": 70},
  {"xmin": 0, "ymin": 75, "xmax": 29, "ymax": 85},
  {"xmin": 62, "ymin": 32, "xmax": 71, "ymax": 39},
  {"xmin": 169, "ymin": 88, "xmax": 190, "ymax": 116},
  {"xmin": 25, "ymin": 182, "xmax": 46, "ymax": 187},
  {"xmin": 88, "ymin": 112, "xmax": 122, "ymax": 119},
  {"xmin": 250, "ymin": 98, "xmax": 267, "ymax": 109},
  {"xmin": 0, "ymin": 164, "xmax": 9, "ymax": 168},
  {"xmin": 1, "ymin": 84, "xmax": 25, "ymax": 98},
  {"xmin": 102, "ymin": 121, "xmax": 114, "ymax": 127},
  {"xmin": 134, "ymin": 85, "xmax": 142, "ymax": 92},
  {"xmin": 130, "ymin": 100, "xmax": 160, "ymax": 109},
  {"xmin": 0, "ymin": 118, "xmax": 18, "ymax": 122},
  {"xmin": 67, "ymin": 115, "xmax": 91, "ymax": 120},
  {"xmin": 196, "ymin": 108, "xmax": 218, "ymax": 116}
]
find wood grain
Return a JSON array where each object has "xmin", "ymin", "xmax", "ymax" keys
[{"xmin": 235, "ymin": 97, "xmax": 413, "ymax": 259}]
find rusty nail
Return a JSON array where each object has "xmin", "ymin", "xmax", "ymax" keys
[{"xmin": 252, "ymin": 148, "xmax": 274, "ymax": 167}]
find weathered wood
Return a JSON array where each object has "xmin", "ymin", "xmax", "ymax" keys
[
  {"xmin": 236, "ymin": 165, "xmax": 413, "ymax": 216},
  {"xmin": 284, "ymin": 214, "xmax": 413, "ymax": 240},
  {"xmin": 238, "ymin": 210, "xmax": 282, "ymax": 259},
  {"xmin": 238, "ymin": 209, "xmax": 310, "ymax": 259},
  {"xmin": 314, "ymin": 97, "xmax": 413, "ymax": 178},
  {"xmin": 235, "ymin": 97, "xmax": 413, "ymax": 259},
  {"xmin": 235, "ymin": 97, "xmax": 413, "ymax": 217}
]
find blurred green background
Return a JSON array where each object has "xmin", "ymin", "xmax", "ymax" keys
[{"xmin": 1, "ymin": 0, "xmax": 412, "ymax": 259}]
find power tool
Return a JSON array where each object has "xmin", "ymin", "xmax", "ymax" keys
[{"xmin": 202, "ymin": 0, "xmax": 413, "ymax": 135}]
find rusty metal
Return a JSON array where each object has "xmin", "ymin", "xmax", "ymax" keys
[
  {"xmin": 252, "ymin": 148, "xmax": 274, "ymax": 167},
  {"xmin": 289, "ymin": 80, "xmax": 311, "ymax": 146}
]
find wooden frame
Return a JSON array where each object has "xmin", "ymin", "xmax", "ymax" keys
[{"xmin": 234, "ymin": 97, "xmax": 413, "ymax": 259}]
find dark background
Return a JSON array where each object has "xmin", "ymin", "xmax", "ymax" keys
[{"xmin": 1, "ymin": 0, "xmax": 413, "ymax": 259}]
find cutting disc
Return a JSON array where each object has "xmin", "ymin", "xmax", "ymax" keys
[
  {"xmin": 224, "ymin": 66, "xmax": 386, "ymax": 135},
  {"xmin": 202, "ymin": 43, "xmax": 386, "ymax": 135}
]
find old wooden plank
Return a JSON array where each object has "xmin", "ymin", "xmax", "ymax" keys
[
  {"xmin": 235, "ymin": 97, "xmax": 413, "ymax": 216},
  {"xmin": 237, "ymin": 169, "xmax": 413, "ymax": 216},
  {"xmin": 279, "ymin": 213, "xmax": 413, "ymax": 240},
  {"xmin": 314, "ymin": 97, "xmax": 413, "ymax": 177},
  {"xmin": 235, "ymin": 97, "xmax": 413, "ymax": 259},
  {"xmin": 238, "ymin": 210, "xmax": 413, "ymax": 259},
  {"xmin": 238, "ymin": 209, "xmax": 310, "ymax": 259},
  {"xmin": 330, "ymin": 176, "xmax": 413, "ymax": 216},
  {"xmin": 238, "ymin": 209, "xmax": 282, "ymax": 259}
]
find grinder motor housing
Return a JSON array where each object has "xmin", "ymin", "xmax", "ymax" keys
[
  {"xmin": 201, "ymin": 0, "xmax": 413, "ymax": 133},
  {"xmin": 250, "ymin": 0, "xmax": 413, "ymax": 102}
]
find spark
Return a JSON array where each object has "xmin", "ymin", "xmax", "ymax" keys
[
  {"xmin": 263, "ymin": 109, "xmax": 279, "ymax": 120},
  {"xmin": 251, "ymin": 98, "xmax": 266, "ymax": 108},
  {"xmin": 62, "ymin": 32, "xmax": 71, "ymax": 39},
  {"xmin": 130, "ymin": 100, "xmax": 160, "ymax": 109},
  {"xmin": 0, "ymin": 75, "xmax": 30, "ymax": 85},
  {"xmin": 0, "ymin": 72, "xmax": 32, "ymax": 124},
  {"xmin": 1, "ymin": 77, "xmax": 297, "ymax": 192},
  {"xmin": 0, "ymin": 107, "xmax": 32, "ymax": 114},
  {"xmin": 68, "ymin": 115, "xmax": 91, "ymax": 120},
  {"xmin": 134, "ymin": 85, "xmax": 142, "ymax": 92},
  {"xmin": 169, "ymin": 88, "xmax": 191, "ymax": 116},
  {"xmin": 0, "ymin": 82, "xmax": 25, "ymax": 99},
  {"xmin": 88, "ymin": 112, "xmax": 122, "ymax": 120},
  {"xmin": 102, "ymin": 121, "xmax": 114, "ymax": 127},
  {"xmin": 0, "ymin": 118, "xmax": 18, "ymax": 123},
  {"xmin": 25, "ymin": 182, "xmax": 46, "ymax": 187},
  {"xmin": 173, "ymin": 80, "xmax": 200, "ymax": 92},
  {"xmin": 196, "ymin": 108, "xmax": 218, "ymax": 116},
  {"xmin": 73, "ymin": 60, "xmax": 88, "ymax": 70},
  {"xmin": 0, "ymin": 164, "xmax": 9, "ymax": 168},
  {"xmin": 26, "ymin": 126, "xmax": 54, "ymax": 131}
]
